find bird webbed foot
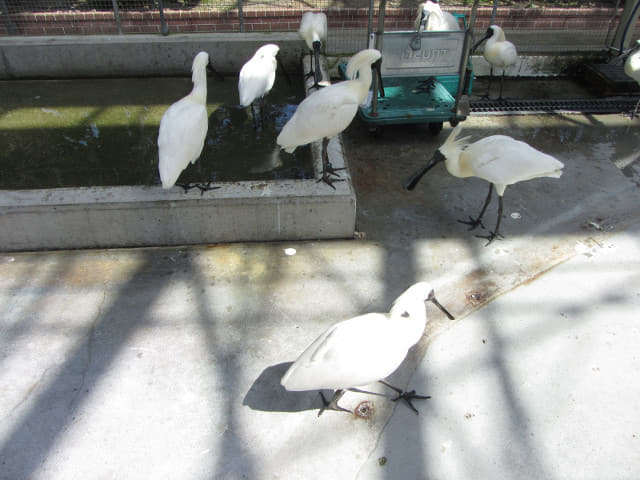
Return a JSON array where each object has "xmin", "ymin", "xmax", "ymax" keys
[
  {"xmin": 317, "ymin": 174, "xmax": 345, "ymax": 190},
  {"xmin": 176, "ymin": 182, "xmax": 221, "ymax": 195},
  {"xmin": 458, "ymin": 216, "xmax": 484, "ymax": 231},
  {"xmin": 475, "ymin": 230, "xmax": 504, "ymax": 246},
  {"xmin": 379, "ymin": 380, "xmax": 431, "ymax": 415},
  {"xmin": 325, "ymin": 162, "xmax": 345, "ymax": 177},
  {"xmin": 318, "ymin": 390, "xmax": 352, "ymax": 417}
]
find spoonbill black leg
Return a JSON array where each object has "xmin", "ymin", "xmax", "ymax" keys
[
  {"xmin": 318, "ymin": 137, "xmax": 345, "ymax": 189},
  {"xmin": 484, "ymin": 66, "xmax": 493, "ymax": 99},
  {"xmin": 318, "ymin": 389, "xmax": 352, "ymax": 416},
  {"xmin": 379, "ymin": 380, "xmax": 431, "ymax": 415},
  {"xmin": 476, "ymin": 195, "xmax": 505, "ymax": 246},
  {"xmin": 459, "ymin": 183, "xmax": 493, "ymax": 230}
]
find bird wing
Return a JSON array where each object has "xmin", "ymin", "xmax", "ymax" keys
[
  {"xmin": 464, "ymin": 136, "xmax": 563, "ymax": 195},
  {"xmin": 157, "ymin": 98, "xmax": 208, "ymax": 188},
  {"xmin": 485, "ymin": 41, "xmax": 517, "ymax": 68},
  {"xmin": 238, "ymin": 57, "xmax": 277, "ymax": 107},
  {"xmin": 276, "ymin": 82, "xmax": 360, "ymax": 151},
  {"xmin": 281, "ymin": 313, "xmax": 410, "ymax": 391}
]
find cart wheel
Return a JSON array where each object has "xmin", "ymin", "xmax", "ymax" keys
[
  {"xmin": 450, "ymin": 119, "xmax": 459, "ymax": 127},
  {"xmin": 428, "ymin": 122, "xmax": 443, "ymax": 136}
]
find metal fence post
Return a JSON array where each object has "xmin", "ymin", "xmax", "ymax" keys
[
  {"xmin": 489, "ymin": 0, "xmax": 499, "ymax": 26},
  {"xmin": 238, "ymin": 0, "xmax": 245, "ymax": 33},
  {"xmin": 158, "ymin": 0, "xmax": 169, "ymax": 36},
  {"xmin": 111, "ymin": 0, "xmax": 122, "ymax": 34},
  {"xmin": 0, "ymin": 0, "xmax": 17, "ymax": 35}
]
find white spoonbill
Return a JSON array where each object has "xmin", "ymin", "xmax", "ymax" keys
[
  {"xmin": 277, "ymin": 48, "xmax": 382, "ymax": 188},
  {"xmin": 404, "ymin": 126, "xmax": 564, "ymax": 245},
  {"xmin": 158, "ymin": 51, "xmax": 211, "ymax": 190},
  {"xmin": 413, "ymin": 0, "xmax": 460, "ymax": 32},
  {"xmin": 624, "ymin": 40, "xmax": 640, "ymax": 119},
  {"xmin": 299, "ymin": 12, "xmax": 328, "ymax": 90},
  {"xmin": 238, "ymin": 44, "xmax": 280, "ymax": 127},
  {"xmin": 473, "ymin": 25, "xmax": 518, "ymax": 100},
  {"xmin": 281, "ymin": 282, "xmax": 454, "ymax": 416}
]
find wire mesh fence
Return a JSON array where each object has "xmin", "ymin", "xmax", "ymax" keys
[{"xmin": 0, "ymin": 0, "xmax": 637, "ymax": 55}]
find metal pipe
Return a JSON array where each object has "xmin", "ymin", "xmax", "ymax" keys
[
  {"xmin": 370, "ymin": 0, "xmax": 387, "ymax": 117},
  {"xmin": 489, "ymin": 0, "xmax": 499, "ymax": 26},
  {"xmin": 158, "ymin": 0, "xmax": 169, "ymax": 36},
  {"xmin": 367, "ymin": 0, "xmax": 375, "ymax": 41},
  {"xmin": 111, "ymin": 0, "xmax": 122, "ymax": 35},
  {"xmin": 454, "ymin": 0, "xmax": 480, "ymax": 117}
]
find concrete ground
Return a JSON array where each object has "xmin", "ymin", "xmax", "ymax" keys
[{"xmin": 1, "ymin": 107, "xmax": 640, "ymax": 479}]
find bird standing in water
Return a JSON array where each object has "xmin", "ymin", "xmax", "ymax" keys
[
  {"xmin": 158, "ymin": 51, "xmax": 212, "ymax": 190},
  {"xmin": 238, "ymin": 44, "xmax": 280, "ymax": 128},
  {"xmin": 404, "ymin": 126, "xmax": 564, "ymax": 245},
  {"xmin": 281, "ymin": 282, "xmax": 455, "ymax": 416}
]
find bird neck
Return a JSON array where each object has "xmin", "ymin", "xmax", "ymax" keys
[
  {"xmin": 352, "ymin": 62, "xmax": 374, "ymax": 103},
  {"xmin": 190, "ymin": 66, "xmax": 208, "ymax": 105}
]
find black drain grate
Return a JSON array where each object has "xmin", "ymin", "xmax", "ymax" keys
[{"xmin": 470, "ymin": 98, "xmax": 640, "ymax": 115}]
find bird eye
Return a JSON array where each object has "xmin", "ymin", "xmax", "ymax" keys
[{"xmin": 401, "ymin": 311, "xmax": 410, "ymax": 318}]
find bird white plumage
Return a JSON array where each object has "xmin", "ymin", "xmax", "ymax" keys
[
  {"xmin": 404, "ymin": 125, "xmax": 564, "ymax": 244},
  {"xmin": 298, "ymin": 12, "xmax": 328, "ymax": 89},
  {"xmin": 413, "ymin": 0, "xmax": 460, "ymax": 32},
  {"xmin": 438, "ymin": 126, "xmax": 564, "ymax": 196},
  {"xmin": 474, "ymin": 25, "xmax": 518, "ymax": 99},
  {"xmin": 281, "ymin": 282, "xmax": 453, "ymax": 402},
  {"xmin": 624, "ymin": 40, "xmax": 640, "ymax": 118},
  {"xmin": 157, "ymin": 51, "xmax": 210, "ymax": 189},
  {"xmin": 299, "ymin": 12, "xmax": 327, "ymax": 51},
  {"xmin": 238, "ymin": 44, "xmax": 280, "ymax": 108},
  {"xmin": 276, "ymin": 48, "xmax": 381, "ymax": 187}
]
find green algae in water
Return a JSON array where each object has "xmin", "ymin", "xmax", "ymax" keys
[{"xmin": 0, "ymin": 77, "xmax": 312, "ymax": 189}]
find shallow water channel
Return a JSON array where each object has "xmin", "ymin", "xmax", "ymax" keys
[{"xmin": 0, "ymin": 75, "xmax": 312, "ymax": 189}]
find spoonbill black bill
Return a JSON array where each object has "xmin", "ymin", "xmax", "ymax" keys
[
  {"xmin": 238, "ymin": 44, "xmax": 280, "ymax": 128},
  {"xmin": 624, "ymin": 40, "xmax": 640, "ymax": 118},
  {"xmin": 404, "ymin": 126, "xmax": 564, "ymax": 245},
  {"xmin": 158, "ymin": 51, "xmax": 216, "ymax": 191},
  {"xmin": 473, "ymin": 25, "xmax": 518, "ymax": 100},
  {"xmin": 299, "ymin": 12, "xmax": 328, "ymax": 90},
  {"xmin": 281, "ymin": 282, "xmax": 455, "ymax": 416},
  {"xmin": 276, "ymin": 48, "xmax": 382, "ymax": 188}
]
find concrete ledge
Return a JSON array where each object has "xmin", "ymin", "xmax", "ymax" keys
[
  {"xmin": 0, "ymin": 137, "xmax": 356, "ymax": 251},
  {"xmin": 0, "ymin": 33, "xmax": 304, "ymax": 79},
  {"xmin": 0, "ymin": 49, "xmax": 357, "ymax": 252}
]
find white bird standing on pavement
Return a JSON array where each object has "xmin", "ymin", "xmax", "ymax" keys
[
  {"xmin": 299, "ymin": 12, "xmax": 328, "ymax": 90},
  {"xmin": 239, "ymin": 44, "xmax": 280, "ymax": 127},
  {"xmin": 277, "ymin": 48, "xmax": 382, "ymax": 188},
  {"xmin": 473, "ymin": 25, "xmax": 518, "ymax": 99},
  {"xmin": 281, "ymin": 282, "xmax": 454, "ymax": 416},
  {"xmin": 624, "ymin": 40, "xmax": 640, "ymax": 119},
  {"xmin": 413, "ymin": 0, "xmax": 460, "ymax": 32},
  {"xmin": 158, "ymin": 51, "xmax": 210, "ymax": 189},
  {"xmin": 404, "ymin": 126, "xmax": 564, "ymax": 245}
]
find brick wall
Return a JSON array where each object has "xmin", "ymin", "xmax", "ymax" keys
[{"xmin": 0, "ymin": 6, "xmax": 635, "ymax": 37}]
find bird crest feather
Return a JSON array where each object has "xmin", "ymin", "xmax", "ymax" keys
[{"xmin": 438, "ymin": 125, "xmax": 472, "ymax": 160}]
